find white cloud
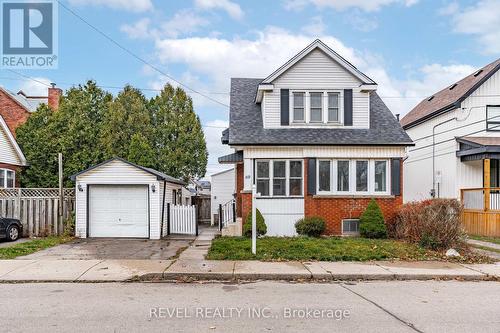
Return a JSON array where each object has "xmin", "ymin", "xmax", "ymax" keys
[
  {"xmin": 194, "ymin": 0, "xmax": 244, "ymax": 19},
  {"xmin": 18, "ymin": 77, "xmax": 52, "ymax": 96},
  {"xmin": 345, "ymin": 9, "xmax": 379, "ymax": 31},
  {"xmin": 445, "ymin": 0, "xmax": 500, "ymax": 55},
  {"xmin": 120, "ymin": 18, "xmax": 152, "ymax": 39},
  {"xmin": 301, "ymin": 16, "xmax": 326, "ymax": 35},
  {"xmin": 68, "ymin": 0, "xmax": 153, "ymax": 12},
  {"xmin": 284, "ymin": 0, "xmax": 418, "ymax": 12},
  {"xmin": 437, "ymin": 2, "xmax": 459, "ymax": 16}
]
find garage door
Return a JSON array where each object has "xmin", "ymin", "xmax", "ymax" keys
[{"xmin": 89, "ymin": 185, "xmax": 149, "ymax": 238}]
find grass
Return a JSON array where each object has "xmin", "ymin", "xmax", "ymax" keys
[
  {"xmin": 472, "ymin": 244, "xmax": 500, "ymax": 254},
  {"xmin": 469, "ymin": 235, "xmax": 500, "ymax": 245},
  {"xmin": 0, "ymin": 236, "xmax": 73, "ymax": 259},
  {"xmin": 207, "ymin": 236, "xmax": 444, "ymax": 262}
]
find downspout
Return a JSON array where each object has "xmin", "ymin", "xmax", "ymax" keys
[
  {"xmin": 432, "ymin": 117, "xmax": 457, "ymax": 198},
  {"xmin": 160, "ymin": 180, "xmax": 167, "ymax": 238}
]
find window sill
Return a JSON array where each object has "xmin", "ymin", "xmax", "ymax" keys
[
  {"xmin": 256, "ymin": 196, "xmax": 304, "ymax": 199},
  {"xmin": 312, "ymin": 194, "xmax": 395, "ymax": 199}
]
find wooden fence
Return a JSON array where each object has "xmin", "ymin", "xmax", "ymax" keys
[
  {"xmin": 165, "ymin": 204, "xmax": 198, "ymax": 236},
  {"xmin": 0, "ymin": 188, "xmax": 75, "ymax": 237}
]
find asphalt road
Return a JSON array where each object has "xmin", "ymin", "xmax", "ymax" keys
[{"xmin": 0, "ymin": 281, "xmax": 499, "ymax": 332}]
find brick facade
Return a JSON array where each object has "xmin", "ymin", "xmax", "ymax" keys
[
  {"xmin": 237, "ymin": 157, "xmax": 404, "ymax": 235},
  {"xmin": 0, "ymin": 89, "xmax": 31, "ymax": 137},
  {"xmin": 236, "ymin": 163, "xmax": 244, "ymax": 217}
]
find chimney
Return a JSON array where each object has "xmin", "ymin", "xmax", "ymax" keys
[
  {"xmin": 395, "ymin": 113, "xmax": 400, "ymax": 122},
  {"xmin": 48, "ymin": 83, "xmax": 62, "ymax": 111}
]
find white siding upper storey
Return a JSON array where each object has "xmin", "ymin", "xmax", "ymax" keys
[{"xmin": 259, "ymin": 43, "xmax": 375, "ymax": 129}]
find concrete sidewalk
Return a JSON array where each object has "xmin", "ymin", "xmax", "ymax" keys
[{"xmin": 1, "ymin": 259, "xmax": 498, "ymax": 282}]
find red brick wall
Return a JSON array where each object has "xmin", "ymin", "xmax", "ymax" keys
[
  {"xmin": 236, "ymin": 163, "xmax": 244, "ymax": 217},
  {"xmin": 0, "ymin": 163, "xmax": 21, "ymax": 187},
  {"xmin": 0, "ymin": 90, "xmax": 30, "ymax": 136},
  {"xmin": 238, "ymin": 158, "xmax": 404, "ymax": 235},
  {"xmin": 48, "ymin": 87, "xmax": 62, "ymax": 111},
  {"xmin": 304, "ymin": 158, "xmax": 403, "ymax": 235}
]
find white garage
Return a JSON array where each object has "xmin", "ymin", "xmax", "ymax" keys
[{"xmin": 71, "ymin": 158, "xmax": 186, "ymax": 239}]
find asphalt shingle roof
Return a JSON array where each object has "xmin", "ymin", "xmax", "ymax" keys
[{"xmin": 227, "ymin": 78, "xmax": 413, "ymax": 146}]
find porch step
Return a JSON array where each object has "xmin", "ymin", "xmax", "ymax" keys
[{"xmin": 222, "ymin": 218, "xmax": 243, "ymax": 237}]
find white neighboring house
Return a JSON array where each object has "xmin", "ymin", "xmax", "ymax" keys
[
  {"xmin": 401, "ymin": 58, "xmax": 500, "ymax": 201},
  {"xmin": 0, "ymin": 114, "xmax": 27, "ymax": 188},
  {"xmin": 72, "ymin": 158, "xmax": 186, "ymax": 239},
  {"xmin": 210, "ymin": 168, "xmax": 235, "ymax": 225}
]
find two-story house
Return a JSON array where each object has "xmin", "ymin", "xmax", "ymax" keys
[
  {"xmin": 401, "ymin": 58, "xmax": 500, "ymax": 237},
  {"xmin": 0, "ymin": 84, "xmax": 61, "ymax": 188},
  {"xmin": 219, "ymin": 40, "xmax": 413, "ymax": 236}
]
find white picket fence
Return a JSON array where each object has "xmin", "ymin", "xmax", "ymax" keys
[
  {"xmin": 0, "ymin": 188, "xmax": 75, "ymax": 237},
  {"xmin": 165, "ymin": 204, "xmax": 197, "ymax": 236}
]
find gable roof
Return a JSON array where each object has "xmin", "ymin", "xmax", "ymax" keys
[
  {"xmin": 401, "ymin": 58, "xmax": 500, "ymax": 129},
  {"xmin": 70, "ymin": 157, "xmax": 185, "ymax": 185},
  {"xmin": 261, "ymin": 39, "xmax": 376, "ymax": 85},
  {"xmin": 0, "ymin": 114, "xmax": 27, "ymax": 166},
  {"xmin": 210, "ymin": 168, "xmax": 234, "ymax": 178},
  {"xmin": 0, "ymin": 86, "xmax": 48, "ymax": 113},
  {"xmin": 226, "ymin": 78, "xmax": 412, "ymax": 146}
]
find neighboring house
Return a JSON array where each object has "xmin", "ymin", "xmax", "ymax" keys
[
  {"xmin": 219, "ymin": 40, "xmax": 413, "ymax": 236},
  {"xmin": 72, "ymin": 158, "xmax": 186, "ymax": 239},
  {"xmin": 401, "ymin": 58, "xmax": 500, "ymax": 201},
  {"xmin": 210, "ymin": 168, "xmax": 235, "ymax": 224},
  {"xmin": 401, "ymin": 58, "xmax": 500, "ymax": 237},
  {"xmin": 188, "ymin": 179, "xmax": 211, "ymax": 196},
  {"xmin": 0, "ymin": 84, "xmax": 62, "ymax": 187}
]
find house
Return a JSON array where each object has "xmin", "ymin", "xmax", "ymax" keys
[
  {"xmin": 210, "ymin": 168, "xmax": 235, "ymax": 225},
  {"xmin": 189, "ymin": 179, "xmax": 211, "ymax": 196},
  {"xmin": 401, "ymin": 58, "xmax": 500, "ymax": 236},
  {"xmin": 219, "ymin": 39, "xmax": 413, "ymax": 236},
  {"xmin": 0, "ymin": 84, "xmax": 62, "ymax": 187},
  {"xmin": 71, "ymin": 158, "xmax": 187, "ymax": 239}
]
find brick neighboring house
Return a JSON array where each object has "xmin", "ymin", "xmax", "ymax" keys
[
  {"xmin": 0, "ymin": 84, "xmax": 61, "ymax": 188},
  {"xmin": 218, "ymin": 40, "xmax": 413, "ymax": 236}
]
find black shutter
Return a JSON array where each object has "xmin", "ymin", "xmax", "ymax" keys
[
  {"xmin": 307, "ymin": 158, "xmax": 316, "ymax": 195},
  {"xmin": 344, "ymin": 89, "xmax": 353, "ymax": 126},
  {"xmin": 391, "ymin": 158, "xmax": 401, "ymax": 196},
  {"xmin": 280, "ymin": 89, "xmax": 289, "ymax": 126}
]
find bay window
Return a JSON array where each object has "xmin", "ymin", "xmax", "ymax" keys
[
  {"xmin": 255, "ymin": 160, "xmax": 303, "ymax": 197},
  {"xmin": 317, "ymin": 160, "xmax": 390, "ymax": 195},
  {"xmin": 293, "ymin": 92, "xmax": 305, "ymax": 122},
  {"xmin": 0, "ymin": 169, "xmax": 15, "ymax": 188}
]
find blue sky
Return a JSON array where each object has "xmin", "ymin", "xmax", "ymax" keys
[{"xmin": 2, "ymin": 0, "xmax": 500, "ymax": 176}]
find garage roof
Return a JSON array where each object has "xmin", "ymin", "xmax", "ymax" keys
[{"xmin": 70, "ymin": 157, "xmax": 186, "ymax": 185}]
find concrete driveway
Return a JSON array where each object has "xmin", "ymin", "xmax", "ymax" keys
[{"xmin": 17, "ymin": 237, "xmax": 194, "ymax": 260}]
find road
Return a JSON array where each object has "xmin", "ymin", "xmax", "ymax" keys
[{"xmin": 0, "ymin": 281, "xmax": 499, "ymax": 332}]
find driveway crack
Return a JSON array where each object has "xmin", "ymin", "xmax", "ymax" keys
[
  {"xmin": 340, "ymin": 284, "xmax": 424, "ymax": 333},
  {"xmin": 74, "ymin": 260, "xmax": 104, "ymax": 281}
]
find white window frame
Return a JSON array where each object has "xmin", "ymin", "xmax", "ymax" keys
[
  {"xmin": 354, "ymin": 160, "xmax": 370, "ymax": 194},
  {"xmin": 255, "ymin": 159, "xmax": 303, "ymax": 197},
  {"xmin": 289, "ymin": 90, "xmax": 343, "ymax": 125},
  {"xmin": 309, "ymin": 92, "xmax": 323, "ymax": 123},
  {"xmin": 0, "ymin": 168, "xmax": 15, "ymax": 189},
  {"xmin": 327, "ymin": 92, "xmax": 341, "ymax": 123},
  {"xmin": 342, "ymin": 219, "xmax": 360, "ymax": 235},
  {"xmin": 316, "ymin": 159, "xmax": 391, "ymax": 196}
]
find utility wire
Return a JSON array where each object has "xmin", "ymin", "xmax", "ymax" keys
[{"xmin": 55, "ymin": 0, "xmax": 229, "ymax": 108}]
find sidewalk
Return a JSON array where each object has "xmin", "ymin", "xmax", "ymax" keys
[{"xmin": 1, "ymin": 258, "xmax": 499, "ymax": 282}]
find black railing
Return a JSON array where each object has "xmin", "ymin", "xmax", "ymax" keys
[{"xmin": 219, "ymin": 199, "xmax": 236, "ymax": 231}]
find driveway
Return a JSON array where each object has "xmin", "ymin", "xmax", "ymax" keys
[{"xmin": 17, "ymin": 237, "xmax": 194, "ymax": 260}]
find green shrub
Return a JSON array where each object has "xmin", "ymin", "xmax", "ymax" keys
[
  {"xmin": 243, "ymin": 209, "xmax": 267, "ymax": 237},
  {"xmin": 295, "ymin": 217, "xmax": 326, "ymax": 237},
  {"xmin": 391, "ymin": 199, "xmax": 465, "ymax": 250},
  {"xmin": 359, "ymin": 199, "xmax": 387, "ymax": 239}
]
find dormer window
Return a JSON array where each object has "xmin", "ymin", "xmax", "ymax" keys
[
  {"xmin": 328, "ymin": 92, "xmax": 340, "ymax": 122},
  {"xmin": 310, "ymin": 92, "xmax": 323, "ymax": 122},
  {"xmin": 290, "ymin": 90, "xmax": 343, "ymax": 125},
  {"xmin": 293, "ymin": 92, "xmax": 305, "ymax": 122}
]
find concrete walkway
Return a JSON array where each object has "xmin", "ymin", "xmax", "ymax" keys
[
  {"xmin": 1, "ymin": 258, "xmax": 499, "ymax": 282},
  {"xmin": 468, "ymin": 238, "xmax": 500, "ymax": 251}
]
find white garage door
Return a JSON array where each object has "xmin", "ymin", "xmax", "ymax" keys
[{"xmin": 89, "ymin": 185, "xmax": 149, "ymax": 238}]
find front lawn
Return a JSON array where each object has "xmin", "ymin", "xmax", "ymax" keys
[
  {"xmin": 469, "ymin": 235, "xmax": 500, "ymax": 246},
  {"xmin": 0, "ymin": 236, "xmax": 73, "ymax": 259},
  {"xmin": 207, "ymin": 236, "xmax": 443, "ymax": 262}
]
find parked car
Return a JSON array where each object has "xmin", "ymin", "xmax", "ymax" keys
[{"xmin": 0, "ymin": 217, "xmax": 22, "ymax": 241}]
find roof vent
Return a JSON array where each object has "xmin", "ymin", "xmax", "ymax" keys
[
  {"xmin": 449, "ymin": 83, "xmax": 457, "ymax": 90},
  {"xmin": 427, "ymin": 96, "xmax": 435, "ymax": 102},
  {"xmin": 473, "ymin": 69, "xmax": 483, "ymax": 77}
]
